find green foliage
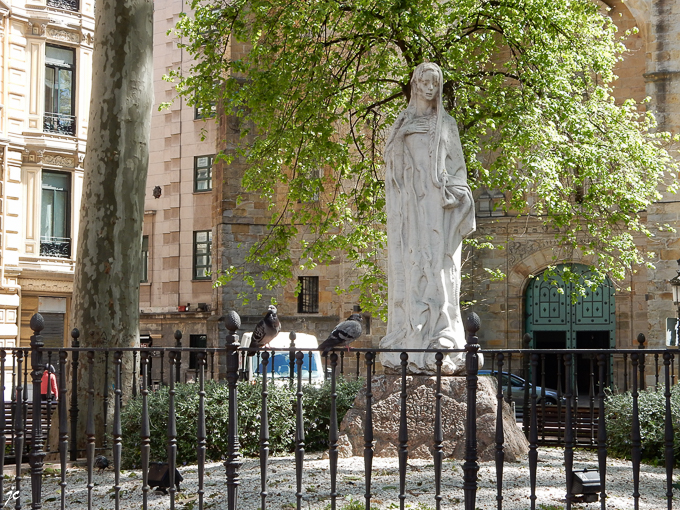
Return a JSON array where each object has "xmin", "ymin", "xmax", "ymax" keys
[
  {"xmin": 605, "ymin": 386, "xmax": 680, "ymax": 466},
  {"xmin": 170, "ymin": 0, "xmax": 678, "ymax": 317},
  {"xmin": 120, "ymin": 378, "xmax": 362, "ymax": 468}
]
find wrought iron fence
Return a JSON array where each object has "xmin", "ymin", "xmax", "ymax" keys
[{"xmin": 2, "ymin": 312, "xmax": 679, "ymax": 510}]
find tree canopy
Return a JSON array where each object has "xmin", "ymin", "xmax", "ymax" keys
[{"xmin": 171, "ymin": 0, "xmax": 678, "ymax": 318}]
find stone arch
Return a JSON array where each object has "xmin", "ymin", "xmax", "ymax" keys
[
  {"xmin": 606, "ymin": 0, "xmax": 651, "ymax": 43},
  {"xmin": 522, "ymin": 262, "xmax": 616, "ymax": 391},
  {"xmin": 506, "ymin": 246, "xmax": 597, "ymax": 349}
]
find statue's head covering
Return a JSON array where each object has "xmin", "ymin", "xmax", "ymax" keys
[{"xmin": 387, "ymin": 62, "xmax": 446, "ymax": 187}]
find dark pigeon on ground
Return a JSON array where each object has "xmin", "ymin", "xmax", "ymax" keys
[
  {"xmin": 319, "ymin": 314, "xmax": 363, "ymax": 354},
  {"xmin": 148, "ymin": 462, "xmax": 184, "ymax": 494},
  {"xmin": 248, "ymin": 305, "xmax": 281, "ymax": 356},
  {"xmin": 94, "ymin": 455, "xmax": 109, "ymax": 474}
]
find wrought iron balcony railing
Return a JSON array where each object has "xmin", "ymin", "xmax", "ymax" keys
[
  {"xmin": 43, "ymin": 112, "xmax": 76, "ymax": 136},
  {"xmin": 40, "ymin": 236, "xmax": 71, "ymax": 258},
  {"xmin": 46, "ymin": 0, "xmax": 79, "ymax": 11}
]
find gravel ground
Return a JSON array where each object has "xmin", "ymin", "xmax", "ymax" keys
[{"xmin": 6, "ymin": 447, "xmax": 676, "ymax": 509}]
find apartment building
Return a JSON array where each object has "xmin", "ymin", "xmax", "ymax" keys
[
  {"xmin": 138, "ymin": 0, "xmax": 217, "ymax": 380},
  {"xmin": 0, "ymin": 0, "xmax": 95, "ymax": 350}
]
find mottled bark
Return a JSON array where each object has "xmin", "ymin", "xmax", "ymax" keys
[{"xmin": 72, "ymin": 0, "xmax": 153, "ymax": 449}]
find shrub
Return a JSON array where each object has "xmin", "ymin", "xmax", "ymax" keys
[
  {"xmin": 121, "ymin": 377, "xmax": 363, "ymax": 468},
  {"xmin": 605, "ymin": 385, "xmax": 680, "ymax": 466},
  {"xmin": 302, "ymin": 377, "xmax": 364, "ymax": 451}
]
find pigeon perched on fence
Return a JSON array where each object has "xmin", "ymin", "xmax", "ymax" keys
[
  {"xmin": 319, "ymin": 314, "xmax": 363, "ymax": 354},
  {"xmin": 248, "ymin": 305, "xmax": 281, "ymax": 356},
  {"xmin": 94, "ymin": 455, "xmax": 109, "ymax": 474}
]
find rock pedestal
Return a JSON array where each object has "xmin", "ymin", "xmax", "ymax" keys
[{"xmin": 337, "ymin": 374, "xmax": 528, "ymax": 461}]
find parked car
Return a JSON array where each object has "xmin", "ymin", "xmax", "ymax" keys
[
  {"xmin": 240, "ymin": 331, "xmax": 325, "ymax": 386},
  {"xmin": 478, "ymin": 370, "xmax": 564, "ymax": 408}
]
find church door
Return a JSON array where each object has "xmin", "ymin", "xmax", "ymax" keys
[{"xmin": 525, "ymin": 264, "xmax": 615, "ymax": 392}]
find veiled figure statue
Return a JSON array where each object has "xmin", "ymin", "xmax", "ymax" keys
[{"xmin": 380, "ymin": 62, "xmax": 477, "ymax": 375}]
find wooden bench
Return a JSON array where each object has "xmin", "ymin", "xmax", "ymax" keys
[
  {"xmin": 535, "ymin": 405, "xmax": 601, "ymax": 446},
  {"xmin": 2, "ymin": 401, "xmax": 57, "ymax": 446}
]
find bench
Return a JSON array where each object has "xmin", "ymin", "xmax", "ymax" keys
[
  {"xmin": 534, "ymin": 405, "xmax": 600, "ymax": 446},
  {"xmin": 2, "ymin": 401, "xmax": 57, "ymax": 449}
]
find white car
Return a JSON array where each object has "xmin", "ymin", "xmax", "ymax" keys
[{"xmin": 240, "ymin": 331, "xmax": 325, "ymax": 385}]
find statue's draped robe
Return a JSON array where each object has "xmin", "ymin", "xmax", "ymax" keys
[{"xmin": 380, "ymin": 111, "xmax": 475, "ymax": 373}]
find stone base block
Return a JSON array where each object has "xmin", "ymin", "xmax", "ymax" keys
[{"xmin": 337, "ymin": 374, "xmax": 529, "ymax": 461}]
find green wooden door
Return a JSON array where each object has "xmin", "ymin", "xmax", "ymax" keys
[
  {"xmin": 525, "ymin": 264, "xmax": 615, "ymax": 390},
  {"xmin": 525, "ymin": 264, "xmax": 615, "ymax": 349}
]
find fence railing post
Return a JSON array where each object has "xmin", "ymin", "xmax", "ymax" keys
[
  {"xmin": 69, "ymin": 328, "xmax": 79, "ymax": 461},
  {"xmin": 224, "ymin": 311, "xmax": 242, "ymax": 510},
  {"xmin": 522, "ymin": 333, "xmax": 531, "ymax": 436},
  {"xmin": 463, "ymin": 313, "xmax": 481, "ymax": 510},
  {"xmin": 13, "ymin": 348, "xmax": 24, "ymax": 500},
  {"xmin": 637, "ymin": 333, "xmax": 646, "ymax": 391},
  {"xmin": 174, "ymin": 330, "xmax": 182, "ymax": 384},
  {"xmin": 0, "ymin": 349, "xmax": 5, "ymax": 501},
  {"xmin": 58, "ymin": 349, "xmax": 67, "ymax": 509},
  {"xmin": 29, "ymin": 313, "xmax": 46, "ymax": 509}
]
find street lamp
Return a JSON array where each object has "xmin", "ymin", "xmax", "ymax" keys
[{"xmin": 669, "ymin": 259, "xmax": 680, "ymax": 347}]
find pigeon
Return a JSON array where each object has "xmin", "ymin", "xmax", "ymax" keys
[
  {"xmin": 248, "ymin": 305, "xmax": 281, "ymax": 356},
  {"xmin": 319, "ymin": 314, "xmax": 363, "ymax": 354},
  {"xmin": 94, "ymin": 455, "xmax": 109, "ymax": 474}
]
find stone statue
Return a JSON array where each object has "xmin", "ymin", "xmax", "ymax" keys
[{"xmin": 380, "ymin": 62, "xmax": 476, "ymax": 375}]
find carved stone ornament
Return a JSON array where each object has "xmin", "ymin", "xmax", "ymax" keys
[
  {"xmin": 508, "ymin": 238, "xmax": 560, "ymax": 266},
  {"xmin": 22, "ymin": 150, "xmax": 44, "ymax": 163},
  {"xmin": 44, "ymin": 154, "xmax": 75, "ymax": 167},
  {"xmin": 19, "ymin": 279, "xmax": 73, "ymax": 294},
  {"xmin": 47, "ymin": 28, "xmax": 79, "ymax": 43},
  {"xmin": 27, "ymin": 22, "xmax": 47, "ymax": 37}
]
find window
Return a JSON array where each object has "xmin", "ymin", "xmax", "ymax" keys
[
  {"xmin": 40, "ymin": 171, "xmax": 71, "ymax": 258},
  {"xmin": 141, "ymin": 236, "xmax": 149, "ymax": 283},
  {"xmin": 297, "ymin": 276, "xmax": 319, "ymax": 313},
  {"xmin": 194, "ymin": 156, "xmax": 213, "ymax": 192},
  {"xmin": 44, "ymin": 45, "xmax": 76, "ymax": 136},
  {"xmin": 194, "ymin": 103, "xmax": 216, "ymax": 120},
  {"xmin": 193, "ymin": 231, "xmax": 212, "ymax": 280},
  {"xmin": 189, "ymin": 334, "xmax": 207, "ymax": 370},
  {"xmin": 47, "ymin": 0, "xmax": 79, "ymax": 11}
]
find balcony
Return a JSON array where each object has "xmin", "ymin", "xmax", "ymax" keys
[
  {"xmin": 40, "ymin": 236, "xmax": 71, "ymax": 258},
  {"xmin": 43, "ymin": 112, "xmax": 76, "ymax": 136},
  {"xmin": 46, "ymin": 0, "xmax": 79, "ymax": 11}
]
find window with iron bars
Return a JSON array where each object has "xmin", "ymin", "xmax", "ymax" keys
[
  {"xmin": 189, "ymin": 334, "xmax": 208, "ymax": 370},
  {"xmin": 297, "ymin": 276, "xmax": 319, "ymax": 313},
  {"xmin": 44, "ymin": 45, "xmax": 76, "ymax": 136},
  {"xmin": 40, "ymin": 170, "xmax": 71, "ymax": 258}
]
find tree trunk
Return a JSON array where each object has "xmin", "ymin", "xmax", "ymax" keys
[{"xmin": 72, "ymin": 0, "xmax": 153, "ymax": 450}]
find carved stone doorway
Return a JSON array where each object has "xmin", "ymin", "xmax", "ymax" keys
[{"xmin": 525, "ymin": 264, "xmax": 615, "ymax": 394}]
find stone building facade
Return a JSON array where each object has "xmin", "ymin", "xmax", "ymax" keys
[
  {"xmin": 140, "ymin": 0, "xmax": 680, "ymax": 382},
  {"xmin": 468, "ymin": 0, "xmax": 680, "ymax": 388},
  {"xmin": 138, "ymin": 0, "xmax": 217, "ymax": 382},
  {"xmin": 0, "ymin": 0, "xmax": 94, "ymax": 353}
]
